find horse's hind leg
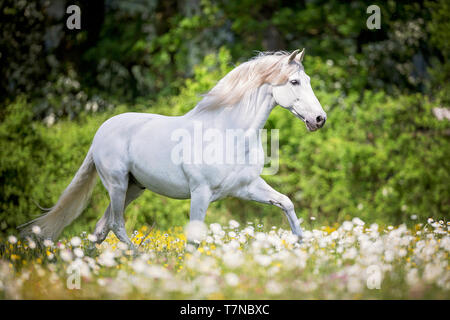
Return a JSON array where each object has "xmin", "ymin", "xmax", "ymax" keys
[
  {"xmin": 92, "ymin": 176, "xmax": 144, "ymax": 246},
  {"xmin": 93, "ymin": 182, "xmax": 144, "ymax": 245},
  {"xmin": 93, "ymin": 204, "xmax": 111, "ymax": 243},
  {"xmin": 109, "ymin": 176, "xmax": 147, "ymax": 248},
  {"xmin": 91, "ymin": 162, "xmax": 131, "ymax": 247}
]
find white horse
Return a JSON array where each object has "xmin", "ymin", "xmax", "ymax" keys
[{"xmin": 20, "ymin": 49, "xmax": 326, "ymax": 246}]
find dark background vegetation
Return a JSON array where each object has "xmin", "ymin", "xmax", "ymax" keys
[{"xmin": 0, "ymin": 0, "xmax": 449, "ymax": 237}]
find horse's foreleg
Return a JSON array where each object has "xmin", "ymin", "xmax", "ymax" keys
[
  {"xmin": 187, "ymin": 186, "xmax": 212, "ymax": 246},
  {"xmin": 189, "ymin": 186, "xmax": 212, "ymax": 222},
  {"xmin": 235, "ymin": 177, "xmax": 303, "ymax": 240}
]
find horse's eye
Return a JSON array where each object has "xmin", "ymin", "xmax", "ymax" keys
[{"xmin": 290, "ymin": 80, "xmax": 299, "ymax": 85}]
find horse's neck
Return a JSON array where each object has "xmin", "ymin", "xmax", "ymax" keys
[{"xmin": 188, "ymin": 85, "xmax": 276, "ymax": 131}]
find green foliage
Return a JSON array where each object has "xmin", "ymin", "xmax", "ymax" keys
[
  {"xmin": 0, "ymin": 98, "xmax": 54, "ymax": 232},
  {"xmin": 1, "ymin": 51, "xmax": 448, "ymax": 238},
  {"xmin": 0, "ymin": 1, "xmax": 47, "ymax": 101},
  {"xmin": 267, "ymin": 89, "xmax": 449, "ymax": 225},
  {"xmin": 2, "ymin": 0, "xmax": 449, "ymax": 121},
  {"xmin": 426, "ymin": 0, "xmax": 450, "ymax": 103}
]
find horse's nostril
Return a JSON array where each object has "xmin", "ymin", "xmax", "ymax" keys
[{"xmin": 315, "ymin": 115, "xmax": 326, "ymax": 128}]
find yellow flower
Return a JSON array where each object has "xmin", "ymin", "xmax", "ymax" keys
[{"xmin": 324, "ymin": 226, "xmax": 336, "ymax": 234}]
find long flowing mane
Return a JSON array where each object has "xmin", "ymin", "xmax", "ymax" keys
[{"xmin": 193, "ymin": 51, "xmax": 302, "ymax": 112}]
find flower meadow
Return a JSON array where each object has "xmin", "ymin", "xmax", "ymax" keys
[{"xmin": 0, "ymin": 218, "xmax": 449, "ymax": 299}]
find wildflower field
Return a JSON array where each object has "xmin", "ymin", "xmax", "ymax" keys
[{"xmin": 0, "ymin": 218, "xmax": 449, "ymax": 300}]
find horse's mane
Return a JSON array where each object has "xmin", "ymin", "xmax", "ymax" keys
[{"xmin": 194, "ymin": 51, "xmax": 302, "ymax": 111}]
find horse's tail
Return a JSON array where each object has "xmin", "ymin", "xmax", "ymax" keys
[{"xmin": 19, "ymin": 147, "xmax": 98, "ymax": 241}]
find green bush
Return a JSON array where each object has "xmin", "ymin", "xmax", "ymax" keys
[
  {"xmin": 0, "ymin": 98, "xmax": 55, "ymax": 233},
  {"xmin": 1, "ymin": 50, "xmax": 448, "ymax": 239},
  {"xmin": 266, "ymin": 90, "xmax": 449, "ymax": 226}
]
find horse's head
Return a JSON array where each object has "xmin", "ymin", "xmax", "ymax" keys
[{"xmin": 272, "ymin": 49, "xmax": 327, "ymax": 131}]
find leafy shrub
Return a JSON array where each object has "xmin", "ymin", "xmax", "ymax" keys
[
  {"xmin": 266, "ymin": 90, "xmax": 449, "ymax": 225},
  {"xmin": 0, "ymin": 98, "xmax": 55, "ymax": 233}
]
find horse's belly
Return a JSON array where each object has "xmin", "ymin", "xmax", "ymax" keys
[
  {"xmin": 129, "ymin": 123, "xmax": 191, "ymax": 199},
  {"xmin": 131, "ymin": 166, "xmax": 190, "ymax": 199},
  {"xmin": 130, "ymin": 150, "xmax": 191, "ymax": 199}
]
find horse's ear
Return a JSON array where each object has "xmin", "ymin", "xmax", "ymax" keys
[
  {"xmin": 298, "ymin": 48, "xmax": 305, "ymax": 62},
  {"xmin": 288, "ymin": 49, "xmax": 300, "ymax": 63}
]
